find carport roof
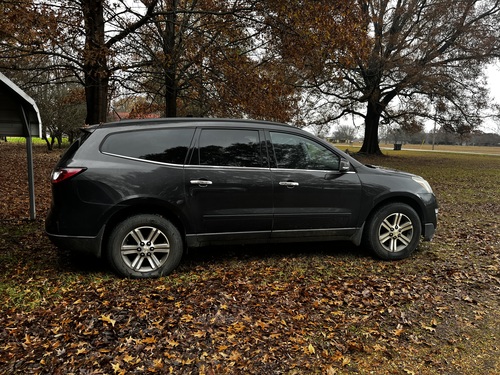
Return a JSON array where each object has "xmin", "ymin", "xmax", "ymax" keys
[{"xmin": 0, "ymin": 72, "xmax": 41, "ymax": 137}]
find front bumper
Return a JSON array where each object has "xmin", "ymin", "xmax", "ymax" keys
[{"xmin": 423, "ymin": 223, "xmax": 436, "ymax": 241}]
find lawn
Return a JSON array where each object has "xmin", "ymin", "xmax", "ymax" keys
[{"xmin": 0, "ymin": 142, "xmax": 499, "ymax": 374}]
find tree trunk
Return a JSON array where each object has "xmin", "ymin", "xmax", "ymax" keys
[
  {"xmin": 84, "ymin": 63, "xmax": 109, "ymax": 125},
  {"xmin": 163, "ymin": 0, "xmax": 177, "ymax": 117},
  {"xmin": 43, "ymin": 135, "xmax": 52, "ymax": 151},
  {"xmin": 82, "ymin": 0, "xmax": 109, "ymax": 125},
  {"xmin": 164, "ymin": 74, "xmax": 177, "ymax": 117},
  {"xmin": 359, "ymin": 101, "xmax": 383, "ymax": 155}
]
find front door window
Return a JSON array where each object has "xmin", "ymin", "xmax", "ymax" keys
[
  {"xmin": 270, "ymin": 132, "xmax": 339, "ymax": 171},
  {"xmin": 269, "ymin": 131, "xmax": 360, "ymax": 232}
]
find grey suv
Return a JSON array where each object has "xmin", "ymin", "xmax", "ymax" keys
[{"xmin": 46, "ymin": 118, "xmax": 438, "ymax": 278}]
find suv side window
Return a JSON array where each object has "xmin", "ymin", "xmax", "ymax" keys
[
  {"xmin": 270, "ymin": 132, "xmax": 340, "ymax": 170},
  {"xmin": 101, "ymin": 128, "xmax": 194, "ymax": 164},
  {"xmin": 193, "ymin": 129, "xmax": 263, "ymax": 167}
]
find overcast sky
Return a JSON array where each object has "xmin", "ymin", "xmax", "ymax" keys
[
  {"xmin": 487, "ymin": 65, "xmax": 500, "ymax": 100},
  {"xmin": 485, "ymin": 64, "xmax": 500, "ymax": 133}
]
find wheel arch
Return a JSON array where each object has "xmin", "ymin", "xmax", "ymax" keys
[
  {"xmin": 365, "ymin": 194, "xmax": 426, "ymax": 234},
  {"xmin": 101, "ymin": 198, "xmax": 188, "ymax": 256}
]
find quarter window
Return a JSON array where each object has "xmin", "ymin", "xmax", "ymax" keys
[
  {"xmin": 101, "ymin": 128, "xmax": 194, "ymax": 164},
  {"xmin": 270, "ymin": 132, "xmax": 340, "ymax": 170},
  {"xmin": 194, "ymin": 129, "xmax": 263, "ymax": 167}
]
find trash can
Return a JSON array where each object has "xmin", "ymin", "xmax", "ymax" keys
[{"xmin": 393, "ymin": 143, "xmax": 402, "ymax": 150}]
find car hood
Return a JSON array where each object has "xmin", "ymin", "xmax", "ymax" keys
[{"xmin": 364, "ymin": 164, "xmax": 417, "ymax": 179}]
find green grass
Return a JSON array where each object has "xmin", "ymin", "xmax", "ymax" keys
[
  {"xmin": 5, "ymin": 136, "xmax": 46, "ymax": 144},
  {"xmin": 5, "ymin": 136, "xmax": 71, "ymax": 147}
]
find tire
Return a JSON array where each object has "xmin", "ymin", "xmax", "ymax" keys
[
  {"xmin": 365, "ymin": 203, "xmax": 421, "ymax": 260},
  {"xmin": 107, "ymin": 214, "xmax": 183, "ymax": 278}
]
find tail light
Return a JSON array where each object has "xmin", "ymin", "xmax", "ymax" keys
[{"xmin": 51, "ymin": 168, "xmax": 86, "ymax": 184}]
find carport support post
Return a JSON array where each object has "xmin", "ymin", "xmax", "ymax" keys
[
  {"xmin": 20, "ymin": 103, "xmax": 36, "ymax": 221},
  {"xmin": 26, "ymin": 135, "xmax": 36, "ymax": 220}
]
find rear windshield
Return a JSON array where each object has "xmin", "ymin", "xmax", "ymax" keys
[{"xmin": 101, "ymin": 128, "xmax": 195, "ymax": 165}]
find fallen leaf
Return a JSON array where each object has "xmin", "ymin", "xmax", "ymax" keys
[
  {"xmin": 308, "ymin": 344, "xmax": 315, "ymax": 354},
  {"xmin": 421, "ymin": 323, "xmax": 436, "ymax": 332},
  {"xmin": 99, "ymin": 314, "xmax": 116, "ymax": 327}
]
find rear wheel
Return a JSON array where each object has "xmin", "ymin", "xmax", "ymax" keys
[
  {"xmin": 365, "ymin": 203, "xmax": 421, "ymax": 260},
  {"xmin": 107, "ymin": 214, "xmax": 183, "ymax": 278}
]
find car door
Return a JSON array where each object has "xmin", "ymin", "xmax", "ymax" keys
[
  {"xmin": 184, "ymin": 127, "xmax": 273, "ymax": 242},
  {"xmin": 268, "ymin": 131, "xmax": 362, "ymax": 237}
]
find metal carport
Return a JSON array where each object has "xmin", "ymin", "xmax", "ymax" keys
[{"xmin": 0, "ymin": 72, "xmax": 42, "ymax": 220}]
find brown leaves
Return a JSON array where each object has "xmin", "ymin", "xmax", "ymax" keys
[
  {"xmin": 0, "ymin": 143, "xmax": 62, "ymax": 220},
  {"xmin": 99, "ymin": 314, "xmax": 116, "ymax": 327},
  {"xmin": 262, "ymin": 1, "xmax": 369, "ymax": 71},
  {"xmin": 1, "ymin": 144, "xmax": 500, "ymax": 374},
  {"xmin": 0, "ymin": 1, "xmax": 60, "ymax": 49}
]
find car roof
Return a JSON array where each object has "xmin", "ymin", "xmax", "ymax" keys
[{"xmin": 91, "ymin": 117, "xmax": 298, "ymax": 131}]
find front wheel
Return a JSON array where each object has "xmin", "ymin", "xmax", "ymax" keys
[
  {"xmin": 365, "ymin": 203, "xmax": 421, "ymax": 260},
  {"xmin": 107, "ymin": 214, "xmax": 183, "ymax": 278}
]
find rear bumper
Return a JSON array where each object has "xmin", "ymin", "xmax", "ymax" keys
[
  {"xmin": 46, "ymin": 227, "xmax": 104, "ymax": 258},
  {"xmin": 45, "ymin": 202, "xmax": 106, "ymax": 257}
]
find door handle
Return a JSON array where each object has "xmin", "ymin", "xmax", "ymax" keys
[
  {"xmin": 190, "ymin": 179, "xmax": 213, "ymax": 187},
  {"xmin": 279, "ymin": 181, "xmax": 299, "ymax": 187}
]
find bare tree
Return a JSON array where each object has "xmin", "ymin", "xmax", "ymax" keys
[
  {"xmin": 333, "ymin": 124, "xmax": 358, "ymax": 143},
  {"xmin": 34, "ymin": 83, "xmax": 86, "ymax": 149},
  {"xmin": 282, "ymin": 0, "xmax": 500, "ymax": 154},
  {"xmin": 357, "ymin": 0, "xmax": 499, "ymax": 154}
]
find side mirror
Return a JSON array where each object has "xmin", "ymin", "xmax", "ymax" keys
[
  {"xmin": 324, "ymin": 159, "xmax": 351, "ymax": 180},
  {"xmin": 339, "ymin": 158, "xmax": 350, "ymax": 173}
]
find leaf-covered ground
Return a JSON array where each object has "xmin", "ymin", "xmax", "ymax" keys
[{"xmin": 1, "ymin": 142, "xmax": 499, "ymax": 374}]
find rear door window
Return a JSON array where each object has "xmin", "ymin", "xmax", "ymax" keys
[
  {"xmin": 101, "ymin": 128, "xmax": 195, "ymax": 164},
  {"xmin": 192, "ymin": 129, "xmax": 263, "ymax": 167}
]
